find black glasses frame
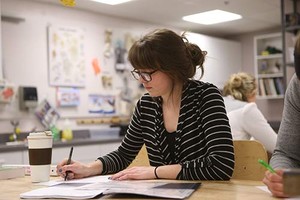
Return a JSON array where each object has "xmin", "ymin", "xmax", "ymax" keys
[{"xmin": 131, "ymin": 70, "xmax": 157, "ymax": 82}]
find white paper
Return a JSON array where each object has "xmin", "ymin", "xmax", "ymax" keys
[
  {"xmin": 20, "ymin": 183, "xmax": 105, "ymax": 199},
  {"xmin": 256, "ymin": 186, "xmax": 300, "ymax": 200},
  {"xmin": 35, "ymin": 175, "xmax": 111, "ymax": 186},
  {"xmin": 256, "ymin": 186, "xmax": 271, "ymax": 193},
  {"xmin": 80, "ymin": 181, "xmax": 199, "ymax": 199},
  {"xmin": 21, "ymin": 176, "xmax": 199, "ymax": 199}
]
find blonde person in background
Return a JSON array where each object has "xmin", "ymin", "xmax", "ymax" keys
[{"xmin": 222, "ymin": 72, "xmax": 277, "ymax": 153}]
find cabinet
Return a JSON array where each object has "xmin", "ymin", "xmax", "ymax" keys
[
  {"xmin": 254, "ymin": 33, "xmax": 285, "ymax": 99},
  {"xmin": 0, "ymin": 142, "xmax": 121, "ymax": 165},
  {"xmin": 0, "ymin": 151, "xmax": 24, "ymax": 164},
  {"xmin": 22, "ymin": 142, "xmax": 121, "ymax": 165}
]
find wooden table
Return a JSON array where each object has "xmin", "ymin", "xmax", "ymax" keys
[{"xmin": 0, "ymin": 176, "xmax": 279, "ymax": 200}]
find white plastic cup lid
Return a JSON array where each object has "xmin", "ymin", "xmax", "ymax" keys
[{"xmin": 27, "ymin": 131, "xmax": 53, "ymax": 139}]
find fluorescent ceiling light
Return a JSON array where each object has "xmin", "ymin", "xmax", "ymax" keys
[
  {"xmin": 182, "ymin": 9, "xmax": 242, "ymax": 25},
  {"xmin": 89, "ymin": 0, "xmax": 132, "ymax": 5}
]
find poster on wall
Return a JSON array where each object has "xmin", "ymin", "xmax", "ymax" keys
[
  {"xmin": 48, "ymin": 25, "xmax": 86, "ymax": 87},
  {"xmin": 88, "ymin": 94, "xmax": 116, "ymax": 114},
  {"xmin": 56, "ymin": 87, "xmax": 80, "ymax": 107}
]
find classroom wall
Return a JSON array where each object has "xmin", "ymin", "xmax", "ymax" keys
[
  {"xmin": 0, "ymin": 0, "xmax": 241, "ymax": 134},
  {"xmin": 0, "ymin": 0, "xmax": 164, "ymax": 133},
  {"xmin": 186, "ymin": 32, "xmax": 241, "ymax": 89},
  {"xmin": 0, "ymin": 0, "xmax": 2, "ymax": 80}
]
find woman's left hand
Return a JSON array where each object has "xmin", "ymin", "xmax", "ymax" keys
[{"xmin": 110, "ymin": 166, "xmax": 156, "ymax": 180}]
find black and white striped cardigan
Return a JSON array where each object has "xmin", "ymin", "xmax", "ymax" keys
[{"xmin": 98, "ymin": 80, "xmax": 235, "ymax": 180}]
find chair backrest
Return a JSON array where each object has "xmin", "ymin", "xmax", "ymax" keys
[
  {"xmin": 231, "ymin": 140, "xmax": 269, "ymax": 181},
  {"xmin": 127, "ymin": 144, "xmax": 150, "ymax": 168},
  {"xmin": 128, "ymin": 141, "xmax": 268, "ymax": 180}
]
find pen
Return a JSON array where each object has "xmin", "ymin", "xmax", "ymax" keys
[
  {"xmin": 258, "ymin": 159, "xmax": 276, "ymax": 173},
  {"xmin": 64, "ymin": 146, "xmax": 73, "ymax": 181}
]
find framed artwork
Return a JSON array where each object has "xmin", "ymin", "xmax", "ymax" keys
[
  {"xmin": 48, "ymin": 25, "xmax": 86, "ymax": 87},
  {"xmin": 88, "ymin": 94, "xmax": 116, "ymax": 114},
  {"xmin": 56, "ymin": 87, "xmax": 80, "ymax": 107}
]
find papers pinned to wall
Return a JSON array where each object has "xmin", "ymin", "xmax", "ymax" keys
[
  {"xmin": 0, "ymin": 81, "xmax": 15, "ymax": 103},
  {"xmin": 88, "ymin": 94, "xmax": 116, "ymax": 114},
  {"xmin": 56, "ymin": 87, "xmax": 80, "ymax": 107}
]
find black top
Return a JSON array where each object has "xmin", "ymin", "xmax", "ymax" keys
[{"xmin": 165, "ymin": 131, "xmax": 176, "ymax": 164}]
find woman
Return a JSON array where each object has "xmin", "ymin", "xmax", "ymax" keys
[
  {"xmin": 263, "ymin": 36, "xmax": 300, "ymax": 198},
  {"xmin": 57, "ymin": 28, "xmax": 235, "ymax": 180},
  {"xmin": 222, "ymin": 72, "xmax": 277, "ymax": 153}
]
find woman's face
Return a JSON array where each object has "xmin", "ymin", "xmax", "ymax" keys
[{"xmin": 138, "ymin": 70, "xmax": 173, "ymax": 98}]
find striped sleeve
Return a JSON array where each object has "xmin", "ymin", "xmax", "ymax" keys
[{"xmin": 98, "ymin": 99, "xmax": 145, "ymax": 174}]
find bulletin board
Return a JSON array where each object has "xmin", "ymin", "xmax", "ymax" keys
[{"xmin": 48, "ymin": 25, "xmax": 86, "ymax": 87}]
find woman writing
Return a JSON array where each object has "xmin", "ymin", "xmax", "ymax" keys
[{"xmin": 57, "ymin": 28, "xmax": 235, "ymax": 180}]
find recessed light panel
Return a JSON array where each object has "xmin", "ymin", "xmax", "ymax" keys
[
  {"xmin": 183, "ymin": 9, "xmax": 242, "ymax": 25},
  {"xmin": 89, "ymin": 0, "xmax": 133, "ymax": 5}
]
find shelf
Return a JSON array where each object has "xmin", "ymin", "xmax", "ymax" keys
[
  {"xmin": 257, "ymin": 95, "xmax": 285, "ymax": 100},
  {"xmin": 1, "ymin": 15, "xmax": 25, "ymax": 23},
  {"xmin": 286, "ymin": 62, "xmax": 295, "ymax": 67},
  {"xmin": 285, "ymin": 25, "xmax": 300, "ymax": 34},
  {"xmin": 257, "ymin": 73, "xmax": 284, "ymax": 78},
  {"xmin": 256, "ymin": 54, "xmax": 282, "ymax": 59},
  {"xmin": 254, "ymin": 32, "xmax": 284, "ymax": 99}
]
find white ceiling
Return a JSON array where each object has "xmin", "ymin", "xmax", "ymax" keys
[{"xmin": 32, "ymin": 0, "xmax": 282, "ymax": 37}]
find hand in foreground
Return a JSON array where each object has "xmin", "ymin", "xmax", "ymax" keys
[
  {"xmin": 262, "ymin": 169, "xmax": 288, "ymax": 198},
  {"xmin": 110, "ymin": 166, "xmax": 156, "ymax": 180},
  {"xmin": 56, "ymin": 159, "xmax": 101, "ymax": 180}
]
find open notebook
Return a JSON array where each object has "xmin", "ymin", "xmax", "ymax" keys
[{"xmin": 20, "ymin": 175, "xmax": 200, "ymax": 199}]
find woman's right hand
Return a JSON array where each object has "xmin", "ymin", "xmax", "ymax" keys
[
  {"xmin": 56, "ymin": 159, "xmax": 102, "ymax": 180},
  {"xmin": 262, "ymin": 169, "xmax": 288, "ymax": 198}
]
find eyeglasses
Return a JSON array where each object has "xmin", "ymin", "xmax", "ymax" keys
[{"xmin": 131, "ymin": 70, "xmax": 158, "ymax": 82}]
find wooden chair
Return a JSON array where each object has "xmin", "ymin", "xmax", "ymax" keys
[
  {"xmin": 128, "ymin": 140, "xmax": 268, "ymax": 181},
  {"xmin": 231, "ymin": 140, "xmax": 269, "ymax": 181},
  {"xmin": 127, "ymin": 144, "xmax": 150, "ymax": 168}
]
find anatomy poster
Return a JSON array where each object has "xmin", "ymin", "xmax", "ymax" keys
[{"xmin": 48, "ymin": 25, "xmax": 86, "ymax": 87}]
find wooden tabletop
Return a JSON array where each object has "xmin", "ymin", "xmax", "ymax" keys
[{"xmin": 0, "ymin": 176, "xmax": 278, "ymax": 200}]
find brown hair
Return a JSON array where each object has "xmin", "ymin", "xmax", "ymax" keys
[
  {"xmin": 128, "ymin": 29, "xmax": 207, "ymax": 84},
  {"xmin": 223, "ymin": 72, "xmax": 257, "ymax": 102}
]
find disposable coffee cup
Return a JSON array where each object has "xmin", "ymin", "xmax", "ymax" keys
[{"xmin": 27, "ymin": 131, "xmax": 53, "ymax": 182}]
